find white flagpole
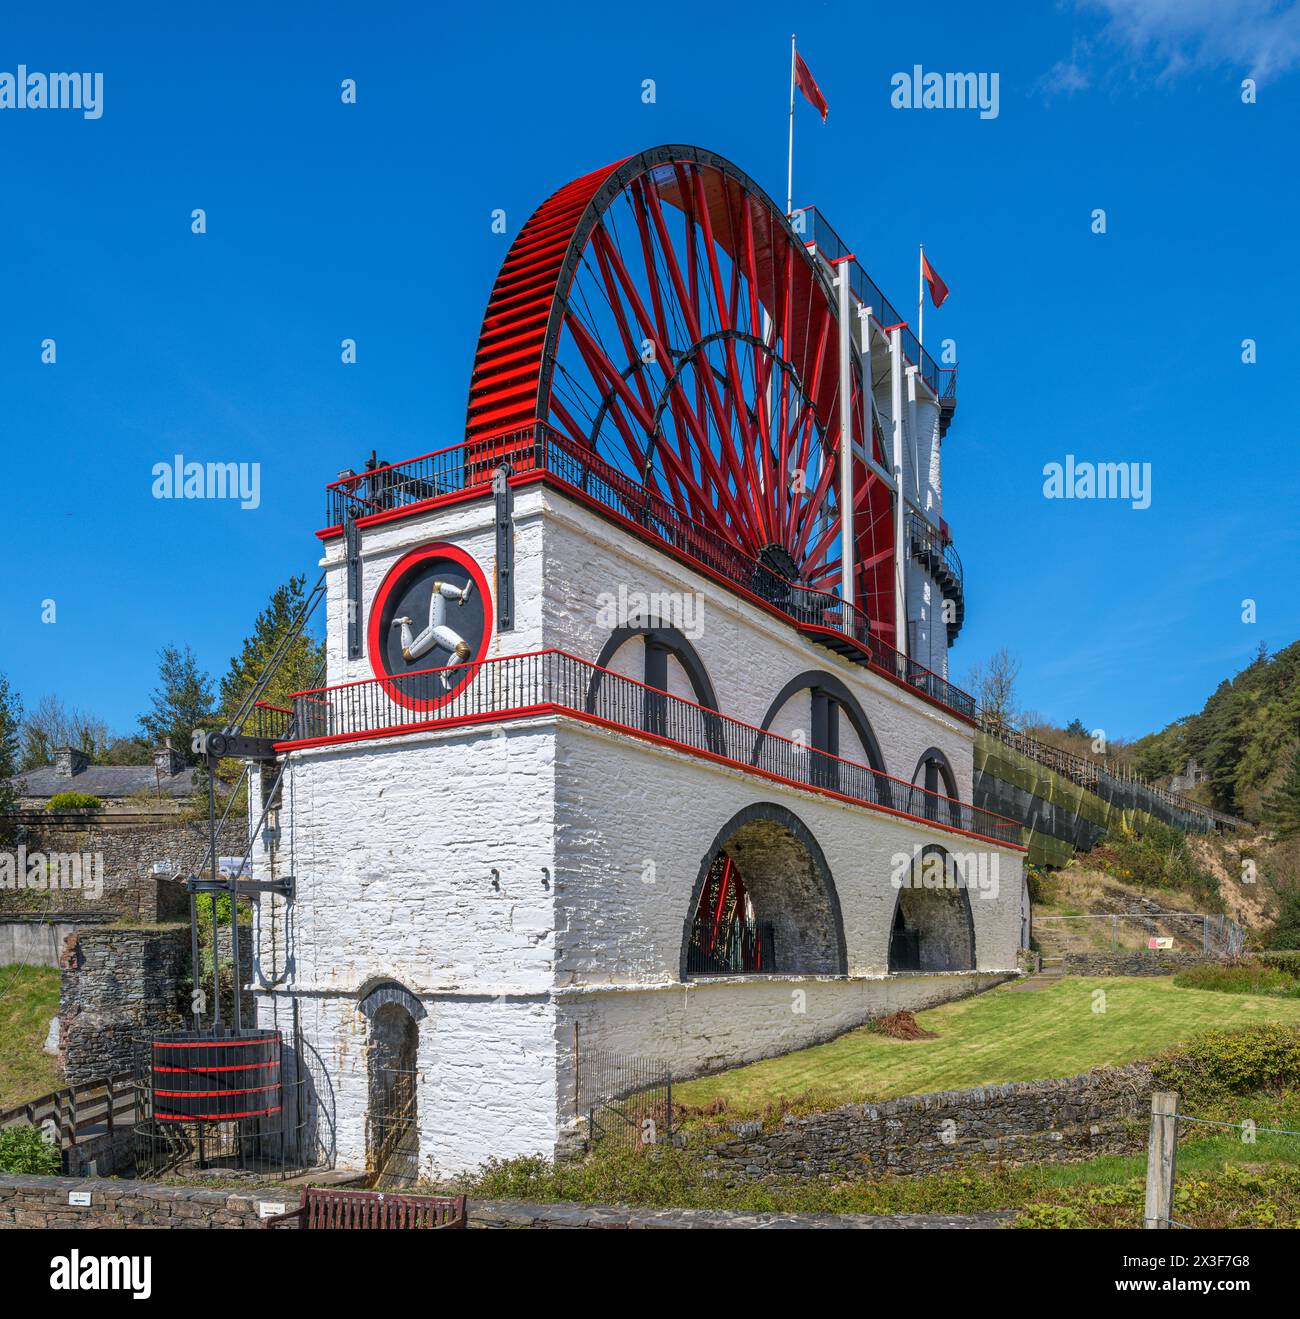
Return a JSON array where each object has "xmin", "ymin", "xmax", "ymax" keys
[
  {"xmin": 918, "ymin": 242, "xmax": 925, "ymax": 353},
  {"xmin": 787, "ymin": 34, "xmax": 796, "ymax": 214}
]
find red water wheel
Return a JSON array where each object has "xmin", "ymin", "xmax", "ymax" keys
[{"xmin": 466, "ymin": 145, "xmax": 896, "ymax": 638}]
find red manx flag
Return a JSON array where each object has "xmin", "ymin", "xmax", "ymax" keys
[
  {"xmin": 921, "ymin": 251, "xmax": 949, "ymax": 308},
  {"xmin": 794, "ymin": 51, "xmax": 828, "ymax": 121}
]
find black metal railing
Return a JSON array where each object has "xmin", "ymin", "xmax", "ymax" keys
[
  {"xmin": 686, "ymin": 916, "xmax": 776, "ymax": 975},
  {"xmin": 907, "ymin": 511, "xmax": 964, "ymax": 591},
  {"xmin": 324, "ymin": 423, "xmax": 977, "ymax": 721},
  {"xmin": 796, "ymin": 206, "xmax": 953, "ymax": 404},
  {"xmin": 284, "ymin": 650, "xmax": 1022, "ymax": 847},
  {"xmin": 979, "ymin": 716, "xmax": 1249, "ymax": 831},
  {"xmin": 575, "ymin": 1048, "xmax": 672, "ymax": 1150}
]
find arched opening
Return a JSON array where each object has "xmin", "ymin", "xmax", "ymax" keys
[
  {"xmin": 682, "ymin": 804, "xmax": 846, "ymax": 978},
  {"xmin": 362, "ymin": 983, "xmax": 423, "ymax": 1186},
  {"xmin": 888, "ymin": 846, "xmax": 976, "ymax": 972},
  {"xmin": 908, "ymin": 746, "xmax": 961, "ymax": 826},
  {"xmin": 754, "ymin": 670, "xmax": 891, "ymax": 806},
  {"xmin": 588, "ymin": 623, "xmax": 724, "ymax": 753}
]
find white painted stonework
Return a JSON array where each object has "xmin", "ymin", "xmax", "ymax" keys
[{"xmin": 254, "ymin": 481, "xmax": 1023, "ymax": 1179}]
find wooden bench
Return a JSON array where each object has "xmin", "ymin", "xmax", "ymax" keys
[{"xmin": 263, "ymin": 1186, "xmax": 467, "ymax": 1229}]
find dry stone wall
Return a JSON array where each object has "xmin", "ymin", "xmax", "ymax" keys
[{"xmin": 697, "ymin": 1062, "xmax": 1154, "ymax": 1180}]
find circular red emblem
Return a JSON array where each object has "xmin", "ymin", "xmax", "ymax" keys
[{"xmin": 367, "ymin": 543, "xmax": 492, "ymax": 712}]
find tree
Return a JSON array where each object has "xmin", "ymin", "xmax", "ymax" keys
[
  {"xmin": 0, "ymin": 674, "xmax": 22, "ymax": 840},
  {"xmin": 1262, "ymin": 745, "xmax": 1300, "ymax": 840},
  {"xmin": 1268, "ymin": 889, "xmax": 1300, "ymax": 950},
  {"xmin": 965, "ymin": 647, "xmax": 1022, "ymax": 725},
  {"xmin": 1064, "ymin": 718, "xmax": 1089, "ymax": 739},
  {"xmin": 139, "ymin": 645, "xmax": 216, "ymax": 764},
  {"xmin": 19, "ymin": 694, "xmax": 112, "ymax": 770},
  {"xmin": 219, "ymin": 575, "xmax": 324, "ymax": 724}
]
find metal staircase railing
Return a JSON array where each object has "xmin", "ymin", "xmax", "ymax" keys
[{"xmin": 979, "ymin": 716, "xmax": 1249, "ymax": 832}]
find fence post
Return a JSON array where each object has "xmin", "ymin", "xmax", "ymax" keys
[{"xmin": 1143, "ymin": 1091, "xmax": 1179, "ymax": 1229}]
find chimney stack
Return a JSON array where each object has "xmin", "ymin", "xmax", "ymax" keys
[
  {"xmin": 153, "ymin": 737, "xmax": 185, "ymax": 779},
  {"xmin": 54, "ymin": 746, "xmax": 90, "ymax": 778}
]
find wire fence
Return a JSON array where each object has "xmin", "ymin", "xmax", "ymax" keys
[
  {"xmin": 1034, "ymin": 911, "xmax": 1246, "ymax": 957},
  {"xmin": 1144, "ymin": 1092, "xmax": 1300, "ymax": 1230}
]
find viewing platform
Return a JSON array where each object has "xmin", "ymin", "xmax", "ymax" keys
[
  {"xmin": 320, "ymin": 422, "xmax": 978, "ymax": 723},
  {"xmin": 275, "ymin": 648, "xmax": 1023, "ymax": 851}
]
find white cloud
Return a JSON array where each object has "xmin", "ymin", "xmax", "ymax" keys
[
  {"xmin": 1039, "ymin": 39, "xmax": 1094, "ymax": 95},
  {"xmin": 1066, "ymin": 0, "xmax": 1300, "ymax": 83}
]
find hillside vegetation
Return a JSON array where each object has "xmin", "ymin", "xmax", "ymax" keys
[{"xmin": 1131, "ymin": 640, "xmax": 1300, "ymax": 821}]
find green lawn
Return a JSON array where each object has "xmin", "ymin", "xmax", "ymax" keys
[
  {"xmin": 0, "ymin": 965, "xmax": 63, "ymax": 1111},
  {"xmin": 673, "ymin": 976, "xmax": 1300, "ymax": 1119}
]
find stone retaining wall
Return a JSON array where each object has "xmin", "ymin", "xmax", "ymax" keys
[
  {"xmin": 59, "ymin": 927, "xmax": 190, "ymax": 1082},
  {"xmin": 2, "ymin": 816, "xmax": 247, "ymax": 924},
  {"xmin": 1061, "ymin": 951, "xmax": 1209, "ymax": 977},
  {"xmin": 697, "ymin": 1062, "xmax": 1154, "ymax": 1181},
  {"xmin": 0, "ymin": 1176, "xmax": 1009, "ymax": 1229}
]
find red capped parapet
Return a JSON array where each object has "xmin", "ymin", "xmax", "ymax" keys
[{"xmin": 150, "ymin": 1030, "xmax": 282, "ymax": 1122}]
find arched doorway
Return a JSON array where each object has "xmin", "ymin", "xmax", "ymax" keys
[
  {"xmin": 361, "ymin": 982, "xmax": 424, "ymax": 1186},
  {"xmin": 888, "ymin": 846, "xmax": 976, "ymax": 972},
  {"xmin": 681, "ymin": 804, "xmax": 846, "ymax": 978}
]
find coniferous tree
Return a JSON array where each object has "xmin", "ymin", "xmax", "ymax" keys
[
  {"xmin": 219, "ymin": 575, "xmax": 324, "ymax": 724},
  {"xmin": 0, "ymin": 674, "xmax": 22, "ymax": 840},
  {"xmin": 1262, "ymin": 745, "xmax": 1300, "ymax": 840},
  {"xmin": 139, "ymin": 645, "xmax": 216, "ymax": 764}
]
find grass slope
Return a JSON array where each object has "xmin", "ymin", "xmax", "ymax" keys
[
  {"xmin": 674, "ymin": 976, "xmax": 1300, "ymax": 1118},
  {"xmin": 0, "ymin": 965, "xmax": 63, "ymax": 1110}
]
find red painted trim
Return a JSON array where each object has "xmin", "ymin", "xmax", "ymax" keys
[
  {"xmin": 276, "ymin": 702, "xmax": 560, "ymax": 752},
  {"xmin": 828, "ymin": 253, "xmax": 856, "ymax": 265},
  {"xmin": 152, "ymin": 1038, "xmax": 279, "ymax": 1049},
  {"xmin": 154, "ymin": 1107, "xmax": 282, "ymax": 1121},
  {"xmin": 365, "ymin": 542, "xmax": 493, "ymax": 714},
  {"xmin": 880, "ymin": 320, "xmax": 908, "ymax": 334},
  {"xmin": 154, "ymin": 1061, "xmax": 280, "ymax": 1073},
  {"xmin": 153, "ymin": 1084, "xmax": 280, "ymax": 1098}
]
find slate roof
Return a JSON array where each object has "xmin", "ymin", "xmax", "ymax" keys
[{"xmin": 15, "ymin": 764, "xmax": 197, "ymax": 799}]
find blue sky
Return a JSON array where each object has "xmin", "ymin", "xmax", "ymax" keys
[{"xmin": 3, "ymin": 0, "xmax": 1297, "ymax": 743}]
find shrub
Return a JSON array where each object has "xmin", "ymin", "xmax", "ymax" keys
[
  {"xmin": 45, "ymin": 791, "xmax": 102, "ymax": 812},
  {"xmin": 1172, "ymin": 959, "xmax": 1300, "ymax": 998},
  {"xmin": 1268, "ymin": 890, "xmax": 1300, "ymax": 950},
  {"xmin": 0, "ymin": 1125, "xmax": 61, "ymax": 1175},
  {"xmin": 1083, "ymin": 821, "xmax": 1221, "ymax": 909},
  {"xmin": 1152, "ymin": 1022, "xmax": 1300, "ymax": 1103},
  {"xmin": 1024, "ymin": 861, "xmax": 1059, "ymax": 906}
]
